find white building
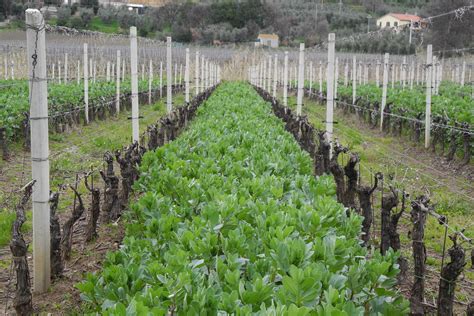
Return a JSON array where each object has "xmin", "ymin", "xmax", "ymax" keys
[
  {"xmin": 376, "ymin": 13, "xmax": 421, "ymax": 29},
  {"xmin": 256, "ymin": 34, "xmax": 279, "ymax": 48}
]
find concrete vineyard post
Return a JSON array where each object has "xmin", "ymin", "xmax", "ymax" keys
[
  {"xmin": 179, "ymin": 63, "xmax": 183, "ymax": 86},
  {"xmin": 130, "ymin": 27, "xmax": 139, "ymax": 143},
  {"xmin": 148, "ymin": 59, "xmax": 153, "ymax": 105},
  {"xmin": 26, "ymin": 8, "xmax": 51, "ymax": 293},
  {"xmin": 185, "ymin": 48, "xmax": 190, "ymax": 103},
  {"xmin": 296, "ymin": 43, "xmax": 305, "ymax": 116},
  {"xmin": 58, "ymin": 60, "xmax": 61, "ymax": 84},
  {"xmin": 93, "ymin": 60, "xmax": 96, "ymax": 83},
  {"xmin": 167, "ymin": 37, "xmax": 172, "ymax": 113},
  {"xmin": 410, "ymin": 60, "xmax": 414, "ymax": 90},
  {"xmin": 376, "ymin": 60, "xmax": 380, "ymax": 87},
  {"xmin": 106, "ymin": 61, "xmax": 110, "ymax": 82},
  {"xmin": 380, "ymin": 53, "xmax": 389, "ymax": 131},
  {"xmin": 267, "ymin": 56, "xmax": 272, "ymax": 93},
  {"xmin": 461, "ymin": 61, "xmax": 466, "ymax": 86},
  {"xmin": 344, "ymin": 62, "xmax": 348, "ymax": 87},
  {"xmin": 391, "ymin": 63, "xmax": 395, "ymax": 89},
  {"xmin": 64, "ymin": 53, "xmax": 68, "ymax": 83},
  {"xmin": 334, "ymin": 57, "xmax": 339, "ymax": 103},
  {"xmin": 112, "ymin": 63, "xmax": 115, "ymax": 82},
  {"xmin": 272, "ymin": 54, "xmax": 278, "ymax": 98},
  {"xmin": 425, "ymin": 45, "xmax": 432, "ymax": 149},
  {"xmin": 3, "ymin": 57, "xmax": 6, "ymax": 79},
  {"xmin": 83, "ymin": 43, "xmax": 89, "ymax": 124},
  {"xmin": 52, "ymin": 63, "xmax": 55, "ymax": 81},
  {"xmin": 416, "ymin": 63, "xmax": 420, "ymax": 85},
  {"xmin": 326, "ymin": 33, "xmax": 336, "ymax": 157},
  {"xmin": 319, "ymin": 61, "xmax": 322, "ymax": 93},
  {"xmin": 352, "ymin": 56, "xmax": 356, "ymax": 104},
  {"xmin": 116, "ymin": 50, "xmax": 121, "ymax": 114},
  {"xmin": 174, "ymin": 63, "xmax": 177, "ymax": 86},
  {"xmin": 309, "ymin": 61, "xmax": 313, "ymax": 94},
  {"xmin": 283, "ymin": 51, "xmax": 288, "ymax": 107},
  {"xmin": 142, "ymin": 64, "xmax": 145, "ymax": 81},
  {"xmin": 432, "ymin": 56, "xmax": 437, "ymax": 95},
  {"xmin": 76, "ymin": 60, "xmax": 80, "ymax": 85},
  {"xmin": 263, "ymin": 57, "xmax": 267, "ymax": 91},
  {"xmin": 159, "ymin": 62, "xmax": 163, "ymax": 98},
  {"xmin": 201, "ymin": 56, "xmax": 204, "ymax": 93},
  {"xmin": 195, "ymin": 51, "xmax": 199, "ymax": 96}
]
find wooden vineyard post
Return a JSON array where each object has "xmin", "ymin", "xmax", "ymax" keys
[
  {"xmin": 326, "ymin": 33, "xmax": 336, "ymax": 156},
  {"xmin": 425, "ymin": 45, "xmax": 432, "ymax": 149},
  {"xmin": 116, "ymin": 50, "xmax": 120, "ymax": 114},
  {"xmin": 185, "ymin": 48, "xmax": 190, "ymax": 103},
  {"xmin": 283, "ymin": 51, "xmax": 288, "ymax": 107},
  {"xmin": 352, "ymin": 56, "xmax": 356, "ymax": 105},
  {"xmin": 380, "ymin": 53, "xmax": 389, "ymax": 132},
  {"xmin": 195, "ymin": 51, "xmax": 199, "ymax": 96},
  {"xmin": 148, "ymin": 59, "xmax": 153, "ymax": 105},
  {"xmin": 26, "ymin": 8, "xmax": 51, "ymax": 293},
  {"xmin": 296, "ymin": 43, "xmax": 305, "ymax": 116},
  {"xmin": 83, "ymin": 43, "xmax": 89, "ymax": 124},
  {"xmin": 167, "ymin": 37, "xmax": 172, "ymax": 113},
  {"xmin": 273, "ymin": 54, "xmax": 278, "ymax": 98},
  {"xmin": 130, "ymin": 26, "xmax": 139, "ymax": 143}
]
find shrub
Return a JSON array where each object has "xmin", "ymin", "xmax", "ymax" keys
[
  {"xmin": 57, "ymin": 7, "xmax": 71, "ymax": 26},
  {"xmin": 79, "ymin": 8, "xmax": 94, "ymax": 27},
  {"xmin": 98, "ymin": 7, "xmax": 116, "ymax": 25}
]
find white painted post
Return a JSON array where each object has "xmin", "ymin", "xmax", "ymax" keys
[
  {"xmin": 410, "ymin": 60, "xmax": 414, "ymax": 90},
  {"xmin": 112, "ymin": 63, "xmax": 115, "ymax": 82},
  {"xmin": 26, "ymin": 9, "xmax": 50, "ymax": 293},
  {"xmin": 106, "ymin": 61, "xmax": 110, "ymax": 82},
  {"xmin": 148, "ymin": 59, "xmax": 153, "ymax": 104},
  {"xmin": 83, "ymin": 44, "xmax": 89, "ymax": 124},
  {"xmin": 64, "ymin": 53, "xmax": 68, "ymax": 83},
  {"xmin": 283, "ymin": 51, "xmax": 288, "ymax": 107},
  {"xmin": 166, "ymin": 37, "xmax": 172, "ymax": 113},
  {"xmin": 141, "ymin": 63, "xmax": 145, "ymax": 81},
  {"xmin": 461, "ymin": 61, "xmax": 466, "ymax": 86},
  {"xmin": 263, "ymin": 57, "xmax": 267, "ymax": 91},
  {"xmin": 185, "ymin": 48, "xmax": 190, "ymax": 103},
  {"xmin": 11, "ymin": 60, "xmax": 14, "ymax": 80},
  {"xmin": 352, "ymin": 56, "xmax": 356, "ymax": 104},
  {"xmin": 391, "ymin": 64, "xmax": 395, "ymax": 89},
  {"xmin": 122, "ymin": 59, "xmax": 125, "ymax": 82},
  {"xmin": 432, "ymin": 56, "xmax": 437, "ymax": 95},
  {"xmin": 326, "ymin": 33, "xmax": 336, "ymax": 155},
  {"xmin": 179, "ymin": 63, "xmax": 183, "ymax": 86},
  {"xmin": 130, "ymin": 27, "xmax": 139, "ymax": 143},
  {"xmin": 273, "ymin": 54, "xmax": 278, "ymax": 98},
  {"xmin": 116, "ymin": 50, "xmax": 121, "ymax": 114},
  {"xmin": 425, "ymin": 45, "xmax": 432, "ymax": 149},
  {"xmin": 380, "ymin": 53, "xmax": 389, "ymax": 131},
  {"xmin": 296, "ymin": 43, "xmax": 305, "ymax": 116},
  {"xmin": 52, "ymin": 63, "xmax": 55, "ymax": 82},
  {"xmin": 309, "ymin": 61, "xmax": 313, "ymax": 94}
]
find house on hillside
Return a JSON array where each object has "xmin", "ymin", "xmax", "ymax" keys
[
  {"xmin": 256, "ymin": 34, "xmax": 279, "ymax": 48},
  {"xmin": 376, "ymin": 13, "xmax": 422, "ymax": 29}
]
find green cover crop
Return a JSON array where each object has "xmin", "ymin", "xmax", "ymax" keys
[
  {"xmin": 0, "ymin": 79, "xmax": 159, "ymax": 140},
  {"xmin": 78, "ymin": 82, "xmax": 408, "ymax": 315}
]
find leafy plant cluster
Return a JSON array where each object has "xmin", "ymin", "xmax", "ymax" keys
[
  {"xmin": 78, "ymin": 82, "xmax": 408, "ymax": 314},
  {"xmin": 320, "ymin": 82, "xmax": 473, "ymax": 125},
  {"xmin": 0, "ymin": 79, "xmax": 158, "ymax": 140}
]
